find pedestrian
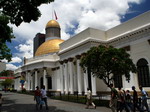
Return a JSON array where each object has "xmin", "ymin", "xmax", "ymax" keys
[
  {"xmin": 125, "ymin": 90, "xmax": 133, "ymax": 111},
  {"xmin": 109, "ymin": 84, "xmax": 118, "ymax": 112},
  {"xmin": 139, "ymin": 86, "xmax": 150, "ymax": 112},
  {"xmin": 85, "ymin": 88, "xmax": 96, "ymax": 109},
  {"xmin": 34, "ymin": 86, "xmax": 41, "ymax": 110},
  {"xmin": 132, "ymin": 86, "xmax": 143, "ymax": 112},
  {"xmin": 117, "ymin": 87, "xmax": 125, "ymax": 112},
  {"xmin": 40, "ymin": 85, "xmax": 48, "ymax": 110},
  {"xmin": 0, "ymin": 93, "xmax": 3, "ymax": 111}
]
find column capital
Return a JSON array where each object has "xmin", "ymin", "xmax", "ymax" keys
[
  {"xmin": 59, "ymin": 60, "xmax": 64, "ymax": 65},
  {"xmin": 68, "ymin": 57, "xmax": 74, "ymax": 62},
  {"xmin": 34, "ymin": 68, "xmax": 38, "ymax": 71},
  {"xmin": 64, "ymin": 59, "xmax": 68, "ymax": 63},
  {"xmin": 52, "ymin": 68, "xmax": 56, "ymax": 71},
  {"xmin": 43, "ymin": 67, "xmax": 47, "ymax": 70},
  {"xmin": 76, "ymin": 55, "xmax": 81, "ymax": 59},
  {"xmin": 27, "ymin": 70, "xmax": 31, "ymax": 73}
]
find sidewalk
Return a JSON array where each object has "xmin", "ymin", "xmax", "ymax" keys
[
  {"xmin": 48, "ymin": 98, "xmax": 112, "ymax": 112},
  {"xmin": 1, "ymin": 91, "xmax": 112, "ymax": 112}
]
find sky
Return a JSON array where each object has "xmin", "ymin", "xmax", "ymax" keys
[{"xmin": 3, "ymin": 0, "xmax": 150, "ymax": 70}]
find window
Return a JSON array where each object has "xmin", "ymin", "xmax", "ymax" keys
[
  {"xmin": 137, "ymin": 58, "xmax": 150, "ymax": 87},
  {"xmin": 114, "ymin": 74, "xmax": 123, "ymax": 88}
]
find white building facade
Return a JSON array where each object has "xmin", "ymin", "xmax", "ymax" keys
[{"xmin": 14, "ymin": 11, "xmax": 150, "ymax": 95}]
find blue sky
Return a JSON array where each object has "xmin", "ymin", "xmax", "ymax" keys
[{"xmin": 5, "ymin": 0, "xmax": 150, "ymax": 70}]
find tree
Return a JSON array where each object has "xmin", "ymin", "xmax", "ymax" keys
[
  {"xmin": 0, "ymin": 70, "xmax": 14, "ymax": 76},
  {"xmin": 0, "ymin": 0, "xmax": 54, "ymax": 61},
  {"xmin": 80, "ymin": 45, "xmax": 137, "ymax": 87},
  {"xmin": 1, "ymin": 79, "xmax": 14, "ymax": 88},
  {"xmin": 0, "ymin": 0, "xmax": 54, "ymax": 26},
  {"xmin": 0, "ymin": 14, "xmax": 14, "ymax": 62}
]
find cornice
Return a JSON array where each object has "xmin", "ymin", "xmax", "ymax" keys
[{"xmin": 58, "ymin": 24, "xmax": 150, "ymax": 56}]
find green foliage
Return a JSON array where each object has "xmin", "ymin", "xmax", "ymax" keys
[
  {"xmin": 1, "ymin": 79, "xmax": 14, "ymax": 87},
  {"xmin": 80, "ymin": 45, "xmax": 137, "ymax": 87},
  {"xmin": 0, "ymin": 0, "xmax": 54, "ymax": 61},
  {"xmin": 0, "ymin": 0, "xmax": 54, "ymax": 26},
  {"xmin": 0, "ymin": 43, "xmax": 12, "ymax": 62},
  {"xmin": 0, "ymin": 14, "xmax": 14, "ymax": 43},
  {"xmin": 0, "ymin": 14, "xmax": 13, "ymax": 62}
]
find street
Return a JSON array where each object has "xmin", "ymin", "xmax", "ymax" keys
[{"xmin": 1, "ymin": 91, "xmax": 111, "ymax": 112}]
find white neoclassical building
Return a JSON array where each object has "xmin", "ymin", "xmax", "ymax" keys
[{"xmin": 14, "ymin": 11, "xmax": 150, "ymax": 95}]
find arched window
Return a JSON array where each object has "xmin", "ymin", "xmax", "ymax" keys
[{"xmin": 137, "ymin": 58, "xmax": 150, "ymax": 87}]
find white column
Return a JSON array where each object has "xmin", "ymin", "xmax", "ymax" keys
[
  {"xmin": 64, "ymin": 60, "xmax": 68, "ymax": 94},
  {"xmin": 34, "ymin": 69, "xmax": 38, "ymax": 90},
  {"xmin": 60, "ymin": 61, "xmax": 64, "ymax": 94},
  {"xmin": 43, "ymin": 67, "xmax": 47, "ymax": 90},
  {"xmin": 68, "ymin": 58, "xmax": 74, "ymax": 94},
  {"xmin": 76, "ymin": 55, "xmax": 82, "ymax": 94},
  {"xmin": 91, "ymin": 75, "xmax": 97, "ymax": 95},
  {"xmin": 84, "ymin": 68, "xmax": 88, "ymax": 95},
  {"xmin": 27, "ymin": 70, "xmax": 30, "ymax": 90}
]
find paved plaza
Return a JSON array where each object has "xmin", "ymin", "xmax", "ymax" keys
[{"xmin": 0, "ymin": 91, "xmax": 111, "ymax": 112}]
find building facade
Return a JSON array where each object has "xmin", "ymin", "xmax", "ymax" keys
[{"xmin": 14, "ymin": 11, "xmax": 150, "ymax": 95}]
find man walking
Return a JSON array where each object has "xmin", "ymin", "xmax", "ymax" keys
[
  {"xmin": 109, "ymin": 84, "xmax": 118, "ymax": 112},
  {"xmin": 40, "ymin": 85, "xmax": 48, "ymax": 110},
  {"xmin": 85, "ymin": 88, "xmax": 96, "ymax": 109},
  {"xmin": 139, "ymin": 86, "xmax": 150, "ymax": 112}
]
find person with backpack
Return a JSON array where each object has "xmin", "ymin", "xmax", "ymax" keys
[
  {"xmin": 139, "ymin": 86, "xmax": 150, "ymax": 112},
  {"xmin": 109, "ymin": 84, "xmax": 118, "ymax": 112}
]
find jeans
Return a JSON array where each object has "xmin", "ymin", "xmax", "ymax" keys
[{"xmin": 40, "ymin": 98, "xmax": 48, "ymax": 110}]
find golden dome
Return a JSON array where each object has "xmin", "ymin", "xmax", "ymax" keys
[
  {"xmin": 35, "ymin": 39, "xmax": 64, "ymax": 56},
  {"xmin": 46, "ymin": 20, "xmax": 60, "ymax": 28}
]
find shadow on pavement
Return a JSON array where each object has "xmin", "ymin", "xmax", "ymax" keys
[{"xmin": 2, "ymin": 104, "xmax": 69, "ymax": 112}]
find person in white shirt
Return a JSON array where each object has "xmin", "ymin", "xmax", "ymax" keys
[
  {"xmin": 40, "ymin": 85, "xmax": 48, "ymax": 110},
  {"xmin": 139, "ymin": 86, "xmax": 149, "ymax": 112},
  {"xmin": 85, "ymin": 88, "xmax": 96, "ymax": 109}
]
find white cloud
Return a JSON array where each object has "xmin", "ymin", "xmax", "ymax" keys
[
  {"xmin": 10, "ymin": 57, "xmax": 22, "ymax": 64},
  {"xmin": 11, "ymin": 0, "xmax": 143, "ymax": 42},
  {"xmin": 6, "ymin": 63, "xmax": 20, "ymax": 70},
  {"xmin": 15, "ymin": 40, "xmax": 33, "ymax": 59},
  {"xmin": 2, "ymin": 57, "xmax": 22, "ymax": 64},
  {"xmin": 8, "ymin": 0, "xmax": 144, "ymax": 70}
]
